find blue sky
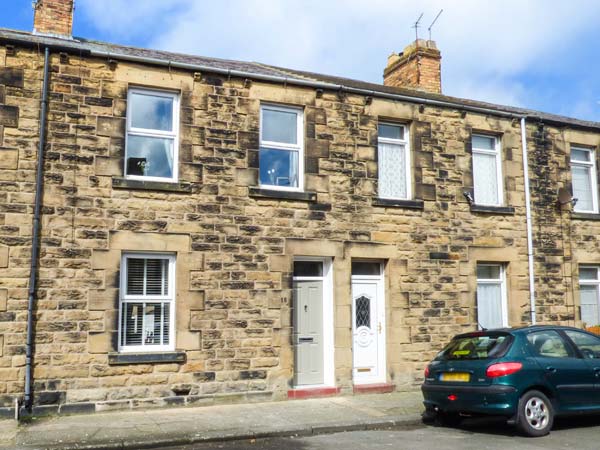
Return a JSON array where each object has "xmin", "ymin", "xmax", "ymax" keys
[{"xmin": 4, "ymin": 0, "xmax": 600, "ymax": 121}]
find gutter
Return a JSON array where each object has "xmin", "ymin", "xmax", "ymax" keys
[
  {"xmin": 520, "ymin": 117, "xmax": 536, "ymax": 325},
  {"xmin": 23, "ymin": 46, "xmax": 50, "ymax": 413}
]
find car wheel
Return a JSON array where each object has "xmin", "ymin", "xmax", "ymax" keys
[
  {"xmin": 517, "ymin": 390, "xmax": 553, "ymax": 437},
  {"xmin": 436, "ymin": 412, "xmax": 463, "ymax": 428}
]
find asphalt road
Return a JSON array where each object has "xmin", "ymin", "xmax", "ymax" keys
[{"xmin": 162, "ymin": 415, "xmax": 600, "ymax": 450}]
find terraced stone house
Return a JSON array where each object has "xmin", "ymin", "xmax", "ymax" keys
[{"xmin": 1, "ymin": 0, "xmax": 600, "ymax": 416}]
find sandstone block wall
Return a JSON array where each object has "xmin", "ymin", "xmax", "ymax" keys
[{"xmin": 0, "ymin": 42, "xmax": 596, "ymax": 414}]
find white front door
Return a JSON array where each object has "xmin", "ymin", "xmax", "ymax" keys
[{"xmin": 351, "ymin": 261, "xmax": 386, "ymax": 385}]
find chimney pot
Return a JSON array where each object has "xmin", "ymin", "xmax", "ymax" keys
[
  {"xmin": 383, "ymin": 39, "xmax": 442, "ymax": 94},
  {"xmin": 33, "ymin": 0, "xmax": 75, "ymax": 38}
]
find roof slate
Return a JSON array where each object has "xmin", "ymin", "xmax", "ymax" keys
[{"xmin": 1, "ymin": 27, "xmax": 599, "ymax": 130}]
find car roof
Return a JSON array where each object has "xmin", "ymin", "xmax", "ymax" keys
[{"xmin": 455, "ymin": 325, "xmax": 588, "ymax": 339}]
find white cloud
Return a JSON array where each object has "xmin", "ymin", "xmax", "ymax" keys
[{"xmin": 77, "ymin": 0, "xmax": 600, "ymax": 118}]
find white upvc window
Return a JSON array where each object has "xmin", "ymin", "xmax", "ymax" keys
[
  {"xmin": 259, "ymin": 104, "xmax": 304, "ymax": 191},
  {"xmin": 476, "ymin": 263, "xmax": 508, "ymax": 330},
  {"xmin": 378, "ymin": 123, "xmax": 411, "ymax": 200},
  {"xmin": 472, "ymin": 134, "xmax": 503, "ymax": 206},
  {"xmin": 125, "ymin": 88, "xmax": 180, "ymax": 182},
  {"xmin": 119, "ymin": 253, "xmax": 176, "ymax": 352},
  {"xmin": 579, "ymin": 266, "xmax": 600, "ymax": 327},
  {"xmin": 571, "ymin": 146, "xmax": 598, "ymax": 213}
]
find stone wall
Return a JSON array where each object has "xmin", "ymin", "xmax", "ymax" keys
[{"xmin": 0, "ymin": 42, "xmax": 595, "ymax": 415}]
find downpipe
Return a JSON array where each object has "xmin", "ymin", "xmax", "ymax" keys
[
  {"xmin": 22, "ymin": 46, "xmax": 50, "ymax": 415},
  {"xmin": 520, "ymin": 117, "xmax": 536, "ymax": 325}
]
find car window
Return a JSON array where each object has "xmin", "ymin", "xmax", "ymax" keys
[
  {"xmin": 438, "ymin": 334, "xmax": 511, "ymax": 360},
  {"xmin": 565, "ymin": 330, "xmax": 600, "ymax": 359},
  {"xmin": 527, "ymin": 330, "xmax": 572, "ymax": 358}
]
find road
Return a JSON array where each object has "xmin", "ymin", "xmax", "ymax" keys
[{"xmin": 162, "ymin": 415, "xmax": 600, "ymax": 449}]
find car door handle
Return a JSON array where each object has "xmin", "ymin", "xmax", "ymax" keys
[{"xmin": 545, "ymin": 366, "xmax": 557, "ymax": 373}]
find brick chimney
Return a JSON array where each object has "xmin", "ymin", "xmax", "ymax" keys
[
  {"xmin": 383, "ymin": 39, "xmax": 442, "ymax": 94},
  {"xmin": 33, "ymin": 0, "xmax": 75, "ymax": 38}
]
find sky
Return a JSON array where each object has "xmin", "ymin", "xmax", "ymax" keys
[{"xmin": 3, "ymin": 0, "xmax": 600, "ymax": 121}]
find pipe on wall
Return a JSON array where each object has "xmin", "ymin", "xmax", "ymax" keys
[
  {"xmin": 520, "ymin": 117, "xmax": 536, "ymax": 325},
  {"xmin": 24, "ymin": 46, "xmax": 50, "ymax": 412}
]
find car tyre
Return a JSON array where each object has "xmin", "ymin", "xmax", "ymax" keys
[{"xmin": 516, "ymin": 390, "xmax": 553, "ymax": 437}]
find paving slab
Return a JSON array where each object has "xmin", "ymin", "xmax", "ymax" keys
[{"xmin": 0, "ymin": 390, "xmax": 423, "ymax": 450}]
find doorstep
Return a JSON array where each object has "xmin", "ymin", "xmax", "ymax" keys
[
  {"xmin": 288, "ymin": 386, "xmax": 341, "ymax": 399},
  {"xmin": 353, "ymin": 383, "xmax": 395, "ymax": 394}
]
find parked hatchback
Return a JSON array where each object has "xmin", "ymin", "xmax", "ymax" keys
[{"xmin": 422, "ymin": 325, "xmax": 600, "ymax": 436}]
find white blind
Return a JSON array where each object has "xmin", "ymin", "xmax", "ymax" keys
[
  {"xmin": 580, "ymin": 284, "xmax": 599, "ymax": 327},
  {"xmin": 378, "ymin": 142, "xmax": 407, "ymax": 199},
  {"xmin": 477, "ymin": 283, "xmax": 503, "ymax": 329},
  {"xmin": 572, "ymin": 165, "xmax": 594, "ymax": 212},
  {"xmin": 126, "ymin": 258, "xmax": 169, "ymax": 296},
  {"xmin": 473, "ymin": 152, "xmax": 499, "ymax": 205}
]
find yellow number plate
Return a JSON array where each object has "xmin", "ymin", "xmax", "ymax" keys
[{"xmin": 440, "ymin": 372, "xmax": 470, "ymax": 382}]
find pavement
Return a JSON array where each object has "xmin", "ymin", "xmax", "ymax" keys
[{"xmin": 0, "ymin": 390, "xmax": 423, "ymax": 450}]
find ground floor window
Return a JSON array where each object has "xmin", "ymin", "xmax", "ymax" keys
[
  {"xmin": 476, "ymin": 263, "xmax": 507, "ymax": 330},
  {"xmin": 579, "ymin": 266, "xmax": 600, "ymax": 328},
  {"xmin": 119, "ymin": 253, "xmax": 176, "ymax": 352}
]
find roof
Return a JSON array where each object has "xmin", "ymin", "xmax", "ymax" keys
[{"xmin": 1, "ymin": 27, "xmax": 599, "ymax": 130}]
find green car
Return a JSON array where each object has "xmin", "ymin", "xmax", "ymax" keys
[{"xmin": 422, "ymin": 325, "xmax": 600, "ymax": 436}]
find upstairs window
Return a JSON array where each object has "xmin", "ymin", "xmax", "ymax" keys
[
  {"xmin": 476, "ymin": 263, "xmax": 507, "ymax": 330},
  {"xmin": 472, "ymin": 134, "xmax": 503, "ymax": 206},
  {"xmin": 571, "ymin": 147, "xmax": 598, "ymax": 213},
  {"xmin": 378, "ymin": 123, "xmax": 410, "ymax": 200},
  {"xmin": 125, "ymin": 88, "xmax": 179, "ymax": 181},
  {"xmin": 259, "ymin": 104, "xmax": 304, "ymax": 190},
  {"xmin": 119, "ymin": 254, "xmax": 175, "ymax": 352}
]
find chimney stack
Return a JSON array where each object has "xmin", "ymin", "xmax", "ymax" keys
[
  {"xmin": 383, "ymin": 39, "xmax": 442, "ymax": 94},
  {"xmin": 33, "ymin": 0, "xmax": 74, "ymax": 38}
]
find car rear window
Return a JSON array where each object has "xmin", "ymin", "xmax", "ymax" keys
[{"xmin": 438, "ymin": 334, "xmax": 513, "ymax": 360}]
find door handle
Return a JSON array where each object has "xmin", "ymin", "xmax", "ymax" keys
[
  {"xmin": 378, "ymin": 323, "xmax": 382, "ymax": 334},
  {"xmin": 545, "ymin": 366, "xmax": 557, "ymax": 373}
]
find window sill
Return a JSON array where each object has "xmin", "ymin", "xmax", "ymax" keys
[
  {"xmin": 572, "ymin": 212, "xmax": 600, "ymax": 221},
  {"xmin": 372, "ymin": 198, "xmax": 424, "ymax": 209},
  {"xmin": 249, "ymin": 187, "xmax": 317, "ymax": 202},
  {"xmin": 112, "ymin": 177, "xmax": 192, "ymax": 193},
  {"xmin": 470, "ymin": 205, "xmax": 515, "ymax": 215},
  {"xmin": 108, "ymin": 351, "xmax": 186, "ymax": 365}
]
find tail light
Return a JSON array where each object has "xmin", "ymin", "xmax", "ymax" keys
[
  {"xmin": 486, "ymin": 362, "xmax": 523, "ymax": 378},
  {"xmin": 424, "ymin": 366, "xmax": 430, "ymax": 377}
]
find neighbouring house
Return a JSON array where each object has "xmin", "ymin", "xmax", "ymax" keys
[{"xmin": 1, "ymin": 0, "xmax": 600, "ymax": 416}]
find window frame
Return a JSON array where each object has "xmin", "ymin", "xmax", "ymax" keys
[
  {"xmin": 377, "ymin": 122, "xmax": 411, "ymax": 200},
  {"xmin": 259, "ymin": 103, "xmax": 304, "ymax": 192},
  {"xmin": 579, "ymin": 265, "xmax": 600, "ymax": 326},
  {"xmin": 118, "ymin": 252, "xmax": 176, "ymax": 353},
  {"xmin": 476, "ymin": 263, "xmax": 508, "ymax": 329},
  {"xmin": 570, "ymin": 146, "xmax": 599, "ymax": 213},
  {"xmin": 472, "ymin": 133, "xmax": 503, "ymax": 206},
  {"xmin": 125, "ymin": 87, "xmax": 180, "ymax": 183}
]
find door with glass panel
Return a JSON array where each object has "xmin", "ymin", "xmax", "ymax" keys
[
  {"xmin": 476, "ymin": 264, "xmax": 508, "ymax": 330},
  {"xmin": 293, "ymin": 260, "xmax": 325, "ymax": 386},
  {"xmin": 580, "ymin": 267, "xmax": 600, "ymax": 328},
  {"xmin": 351, "ymin": 261, "xmax": 386, "ymax": 385}
]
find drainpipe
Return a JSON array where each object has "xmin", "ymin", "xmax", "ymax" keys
[
  {"xmin": 520, "ymin": 117, "xmax": 536, "ymax": 325},
  {"xmin": 24, "ymin": 46, "xmax": 50, "ymax": 412}
]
